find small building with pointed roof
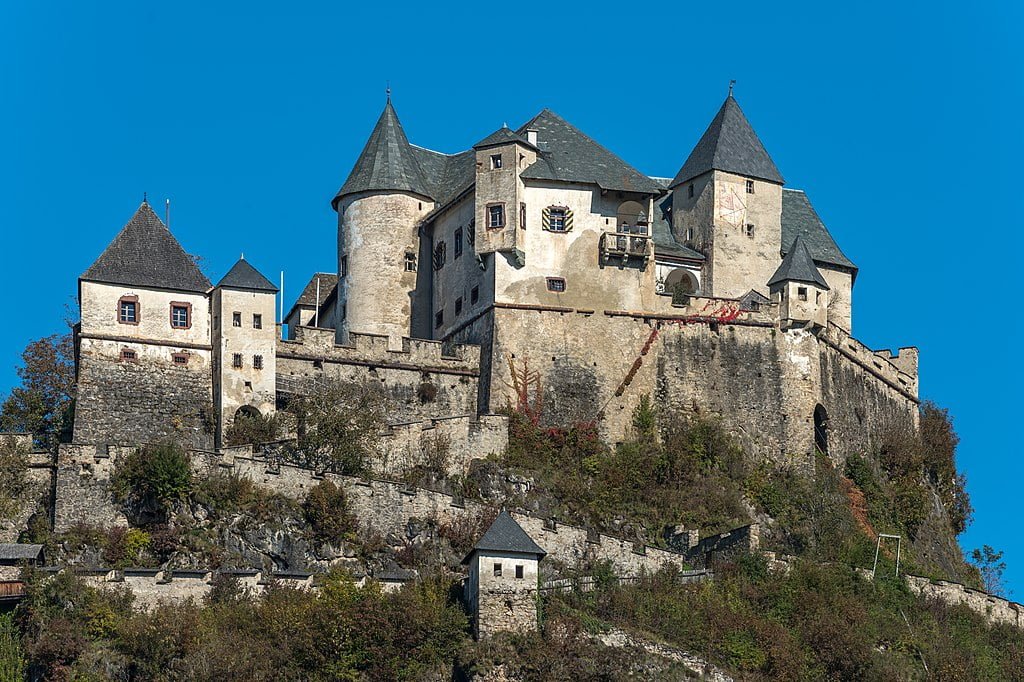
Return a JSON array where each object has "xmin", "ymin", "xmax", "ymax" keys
[
  {"xmin": 768, "ymin": 237, "xmax": 830, "ymax": 328},
  {"xmin": 462, "ymin": 511, "xmax": 546, "ymax": 639}
]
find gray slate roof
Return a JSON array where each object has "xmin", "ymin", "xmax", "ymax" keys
[
  {"xmin": 411, "ymin": 147, "xmax": 476, "ymax": 207},
  {"xmin": 517, "ymin": 110, "xmax": 663, "ymax": 194},
  {"xmin": 333, "ymin": 101, "xmax": 432, "ymax": 207},
  {"xmin": 82, "ymin": 202, "xmax": 211, "ymax": 293},
  {"xmin": 218, "ymin": 257, "xmax": 278, "ymax": 292},
  {"xmin": 463, "ymin": 511, "xmax": 546, "ymax": 563},
  {"xmin": 292, "ymin": 272, "xmax": 338, "ymax": 309},
  {"xmin": 671, "ymin": 95, "xmax": 784, "ymax": 187},
  {"xmin": 781, "ymin": 189, "xmax": 856, "ymax": 272},
  {"xmin": 768, "ymin": 236, "xmax": 830, "ymax": 289},
  {"xmin": 473, "ymin": 126, "xmax": 536, "ymax": 150},
  {"xmin": 0, "ymin": 544, "xmax": 43, "ymax": 561},
  {"xmin": 651, "ymin": 194, "xmax": 705, "ymax": 261}
]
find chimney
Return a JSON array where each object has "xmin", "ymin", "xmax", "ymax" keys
[{"xmin": 526, "ymin": 129, "xmax": 538, "ymax": 147}]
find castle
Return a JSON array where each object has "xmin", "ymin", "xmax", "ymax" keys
[{"xmin": 70, "ymin": 91, "xmax": 920, "ymax": 470}]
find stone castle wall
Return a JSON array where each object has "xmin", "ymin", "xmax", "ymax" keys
[
  {"xmin": 904, "ymin": 575, "xmax": 1024, "ymax": 629},
  {"xmin": 0, "ymin": 435, "xmax": 54, "ymax": 543}
]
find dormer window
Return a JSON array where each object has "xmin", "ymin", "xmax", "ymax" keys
[
  {"xmin": 118, "ymin": 296, "xmax": 138, "ymax": 324},
  {"xmin": 746, "ymin": 179, "xmax": 755, "ymax": 194},
  {"xmin": 490, "ymin": 154, "xmax": 502, "ymax": 170},
  {"xmin": 170, "ymin": 303, "xmax": 191, "ymax": 329}
]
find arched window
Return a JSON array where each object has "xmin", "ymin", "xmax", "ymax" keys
[
  {"xmin": 235, "ymin": 405, "xmax": 261, "ymax": 421},
  {"xmin": 662, "ymin": 268, "xmax": 699, "ymax": 302},
  {"xmin": 616, "ymin": 201, "xmax": 647, "ymax": 235},
  {"xmin": 814, "ymin": 404, "xmax": 829, "ymax": 456}
]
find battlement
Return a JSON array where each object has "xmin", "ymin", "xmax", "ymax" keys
[
  {"xmin": 279, "ymin": 326, "xmax": 479, "ymax": 374},
  {"xmin": 822, "ymin": 324, "xmax": 918, "ymax": 400}
]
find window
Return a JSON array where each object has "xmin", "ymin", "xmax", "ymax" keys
[
  {"xmin": 746, "ymin": 179, "xmax": 755, "ymax": 194},
  {"xmin": 232, "ymin": 353, "xmax": 243, "ymax": 368},
  {"xmin": 685, "ymin": 227, "xmax": 694, "ymax": 241},
  {"xmin": 434, "ymin": 310, "xmax": 443, "ymax": 329},
  {"xmin": 171, "ymin": 352, "xmax": 189, "ymax": 366},
  {"xmin": 232, "ymin": 312, "xmax": 241, "ymax": 327},
  {"xmin": 471, "ymin": 286, "xmax": 479, "ymax": 304},
  {"xmin": 433, "ymin": 241, "xmax": 446, "ymax": 270},
  {"xmin": 253, "ymin": 354, "xmax": 263, "ymax": 370},
  {"xmin": 798, "ymin": 287, "xmax": 808, "ymax": 301},
  {"xmin": 120, "ymin": 348, "xmax": 136, "ymax": 362},
  {"xmin": 118, "ymin": 296, "xmax": 138, "ymax": 324},
  {"xmin": 515, "ymin": 565, "xmax": 524, "ymax": 579},
  {"xmin": 490, "ymin": 154, "xmax": 502, "ymax": 170},
  {"xmin": 745, "ymin": 223, "xmax": 755, "ymax": 238},
  {"xmin": 341, "ymin": 303, "xmax": 347, "ymax": 320},
  {"xmin": 546, "ymin": 277, "xmax": 566, "ymax": 293},
  {"xmin": 548, "ymin": 207, "xmax": 567, "ymax": 232},
  {"xmin": 341, "ymin": 255, "xmax": 348, "ymax": 277},
  {"xmin": 405, "ymin": 251, "xmax": 417, "ymax": 272},
  {"xmin": 170, "ymin": 303, "xmax": 191, "ymax": 329},
  {"xmin": 487, "ymin": 204, "xmax": 505, "ymax": 229},
  {"xmin": 455, "ymin": 297, "xmax": 463, "ymax": 316},
  {"xmin": 493, "ymin": 563, "xmax": 502, "ymax": 577},
  {"xmin": 454, "ymin": 228, "xmax": 463, "ymax": 258},
  {"xmin": 688, "ymin": 183, "xmax": 694, "ymax": 199},
  {"xmin": 253, "ymin": 314, "xmax": 262, "ymax": 329},
  {"xmin": 520, "ymin": 202, "xmax": 526, "ymax": 229}
]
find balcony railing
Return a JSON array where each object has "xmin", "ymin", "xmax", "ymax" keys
[{"xmin": 600, "ymin": 231, "xmax": 651, "ymax": 265}]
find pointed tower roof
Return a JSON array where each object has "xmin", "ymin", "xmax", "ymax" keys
[
  {"xmin": 768, "ymin": 236, "xmax": 830, "ymax": 289},
  {"xmin": 332, "ymin": 100, "xmax": 432, "ymax": 208},
  {"xmin": 671, "ymin": 95, "xmax": 784, "ymax": 188},
  {"xmin": 473, "ymin": 125, "xmax": 536, "ymax": 151},
  {"xmin": 218, "ymin": 257, "xmax": 278, "ymax": 292},
  {"xmin": 461, "ymin": 511, "xmax": 546, "ymax": 564},
  {"xmin": 81, "ymin": 202, "xmax": 210, "ymax": 292}
]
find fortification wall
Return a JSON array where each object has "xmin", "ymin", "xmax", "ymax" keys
[
  {"xmin": 54, "ymin": 444, "xmax": 130, "ymax": 533},
  {"xmin": 905, "ymin": 575, "xmax": 1024, "ymax": 629},
  {"xmin": 0, "ymin": 437, "xmax": 54, "ymax": 543},
  {"xmin": 277, "ymin": 327, "xmax": 480, "ymax": 424}
]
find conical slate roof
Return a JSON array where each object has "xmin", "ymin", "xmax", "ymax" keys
[
  {"xmin": 218, "ymin": 257, "xmax": 278, "ymax": 292},
  {"xmin": 332, "ymin": 100, "xmax": 432, "ymax": 208},
  {"xmin": 81, "ymin": 202, "xmax": 210, "ymax": 293},
  {"xmin": 473, "ymin": 125, "xmax": 536, "ymax": 150},
  {"xmin": 671, "ymin": 95, "xmax": 784, "ymax": 187},
  {"xmin": 768, "ymin": 236, "xmax": 830, "ymax": 289},
  {"xmin": 462, "ymin": 511, "xmax": 546, "ymax": 563}
]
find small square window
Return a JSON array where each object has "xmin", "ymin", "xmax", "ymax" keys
[
  {"xmin": 745, "ymin": 224, "xmax": 755, "ymax": 238},
  {"xmin": 688, "ymin": 183, "xmax": 694, "ymax": 199},
  {"xmin": 490, "ymin": 154, "xmax": 502, "ymax": 170},
  {"xmin": 118, "ymin": 297, "xmax": 138, "ymax": 324},
  {"xmin": 546, "ymin": 277, "xmax": 566, "ymax": 293},
  {"xmin": 455, "ymin": 297, "xmax": 463, "ymax": 316},
  {"xmin": 232, "ymin": 353, "xmax": 243, "ymax": 368},
  {"xmin": 120, "ymin": 348, "xmax": 136, "ymax": 362},
  {"xmin": 253, "ymin": 354, "xmax": 263, "ymax": 370},
  {"xmin": 405, "ymin": 252, "xmax": 417, "ymax": 272},
  {"xmin": 471, "ymin": 286, "xmax": 479, "ymax": 304},
  {"xmin": 746, "ymin": 179, "xmax": 755, "ymax": 194},
  {"xmin": 548, "ymin": 207, "xmax": 567, "ymax": 232},
  {"xmin": 488, "ymin": 204, "xmax": 505, "ymax": 229},
  {"xmin": 170, "ymin": 304, "xmax": 190, "ymax": 329},
  {"xmin": 493, "ymin": 563, "xmax": 502, "ymax": 577},
  {"xmin": 253, "ymin": 314, "xmax": 262, "ymax": 329},
  {"xmin": 515, "ymin": 565, "xmax": 524, "ymax": 579},
  {"xmin": 454, "ymin": 228, "xmax": 463, "ymax": 258},
  {"xmin": 798, "ymin": 287, "xmax": 808, "ymax": 301},
  {"xmin": 232, "ymin": 312, "xmax": 241, "ymax": 327},
  {"xmin": 434, "ymin": 310, "xmax": 444, "ymax": 329},
  {"xmin": 172, "ymin": 352, "xmax": 189, "ymax": 365}
]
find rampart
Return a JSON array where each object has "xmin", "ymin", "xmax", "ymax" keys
[
  {"xmin": 0, "ymin": 435, "xmax": 54, "ymax": 543},
  {"xmin": 905, "ymin": 574, "xmax": 1024, "ymax": 629}
]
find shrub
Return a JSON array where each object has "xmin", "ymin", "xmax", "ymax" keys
[
  {"xmin": 223, "ymin": 411, "xmax": 282, "ymax": 446},
  {"xmin": 0, "ymin": 613, "xmax": 25, "ymax": 682},
  {"xmin": 112, "ymin": 441, "xmax": 192, "ymax": 520},
  {"xmin": 288, "ymin": 381, "xmax": 385, "ymax": 475},
  {"xmin": 0, "ymin": 436, "xmax": 29, "ymax": 519},
  {"xmin": 303, "ymin": 480, "xmax": 356, "ymax": 546},
  {"xmin": 102, "ymin": 527, "xmax": 152, "ymax": 568}
]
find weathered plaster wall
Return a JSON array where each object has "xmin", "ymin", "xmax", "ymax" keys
[
  {"xmin": 79, "ymin": 281, "xmax": 210, "ymax": 347},
  {"xmin": 429, "ymin": 194, "xmax": 490, "ymax": 339},
  {"xmin": 819, "ymin": 265, "xmax": 854, "ymax": 332}
]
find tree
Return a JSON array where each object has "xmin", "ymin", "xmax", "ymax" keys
[
  {"xmin": 0, "ymin": 333, "xmax": 75, "ymax": 450},
  {"xmin": 969, "ymin": 545, "xmax": 1007, "ymax": 596},
  {"xmin": 287, "ymin": 380, "xmax": 385, "ymax": 475}
]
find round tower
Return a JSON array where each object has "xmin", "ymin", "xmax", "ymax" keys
[{"xmin": 332, "ymin": 100, "xmax": 434, "ymax": 346}]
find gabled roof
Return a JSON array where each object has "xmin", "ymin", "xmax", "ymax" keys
[
  {"xmin": 473, "ymin": 125, "xmax": 536, "ymax": 151},
  {"xmin": 781, "ymin": 189, "xmax": 856, "ymax": 272},
  {"xmin": 0, "ymin": 543, "xmax": 43, "ymax": 562},
  {"xmin": 671, "ymin": 95, "xmax": 784, "ymax": 188},
  {"xmin": 286, "ymin": 272, "xmax": 337, "ymax": 321},
  {"xmin": 81, "ymin": 202, "xmax": 211, "ymax": 293},
  {"xmin": 768, "ymin": 236, "xmax": 830, "ymax": 289},
  {"xmin": 218, "ymin": 257, "xmax": 278, "ymax": 292},
  {"xmin": 462, "ymin": 511, "xmax": 546, "ymax": 563},
  {"xmin": 333, "ymin": 101, "xmax": 432, "ymax": 208},
  {"xmin": 516, "ymin": 110, "xmax": 663, "ymax": 195}
]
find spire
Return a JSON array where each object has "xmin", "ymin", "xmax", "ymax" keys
[
  {"xmin": 332, "ymin": 100, "xmax": 432, "ymax": 208},
  {"xmin": 768, "ymin": 236, "xmax": 830, "ymax": 289},
  {"xmin": 461, "ymin": 510, "xmax": 546, "ymax": 564},
  {"xmin": 81, "ymin": 202, "xmax": 210, "ymax": 292},
  {"xmin": 218, "ymin": 257, "xmax": 278, "ymax": 292},
  {"xmin": 670, "ymin": 94, "xmax": 784, "ymax": 188}
]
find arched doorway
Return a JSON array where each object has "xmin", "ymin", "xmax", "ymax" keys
[
  {"xmin": 813, "ymin": 404, "xmax": 829, "ymax": 456},
  {"xmin": 235, "ymin": 405, "xmax": 261, "ymax": 421},
  {"xmin": 662, "ymin": 268, "xmax": 699, "ymax": 302}
]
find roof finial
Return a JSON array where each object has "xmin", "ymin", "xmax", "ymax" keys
[
  {"xmin": 729, "ymin": 79, "xmax": 736, "ymax": 97},
  {"xmin": 386, "ymin": 81, "xmax": 391, "ymax": 103},
  {"xmin": 143, "ymin": 191, "xmax": 147, "ymax": 204},
  {"xmin": 240, "ymin": 252, "xmax": 245, "ymax": 260}
]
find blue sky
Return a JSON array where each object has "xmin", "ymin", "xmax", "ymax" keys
[{"xmin": 2, "ymin": 2, "xmax": 1021, "ymax": 592}]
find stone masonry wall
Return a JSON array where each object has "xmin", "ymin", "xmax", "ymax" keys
[
  {"xmin": 905, "ymin": 575, "xmax": 1024, "ymax": 629},
  {"xmin": 0, "ymin": 436, "xmax": 53, "ymax": 543},
  {"xmin": 54, "ymin": 444, "xmax": 130, "ymax": 533}
]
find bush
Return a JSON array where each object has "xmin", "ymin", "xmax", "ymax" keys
[
  {"xmin": 0, "ymin": 436, "xmax": 29, "ymax": 519},
  {"xmin": 112, "ymin": 441, "xmax": 192, "ymax": 520},
  {"xmin": 223, "ymin": 411, "xmax": 282, "ymax": 446},
  {"xmin": 0, "ymin": 613, "xmax": 25, "ymax": 682},
  {"xmin": 303, "ymin": 480, "xmax": 356, "ymax": 546},
  {"xmin": 288, "ymin": 381, "xmax": 385, "ymax": 475},
  {"xmin": 102, "ymin": 527, "xmax": 152, "ymax": 568}
]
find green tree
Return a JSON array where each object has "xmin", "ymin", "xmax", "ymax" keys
[
  {"xmin": 0, "ymin": 613, "xmax": 26, "ymax": 681},
  {"xmin": 0, "ymin": 333, "xmax": 75, "ymax": 450},
  {"xmin": 288, "ymin": 380, "xmax": 384, "ymax": 475},
  {"xmin": 969, "ymin": 545, "xmax": 1007, "ymax": 596},
  {"xmin": 112, "ymin": 441, "xmax": 193, "ymax": 521}
]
